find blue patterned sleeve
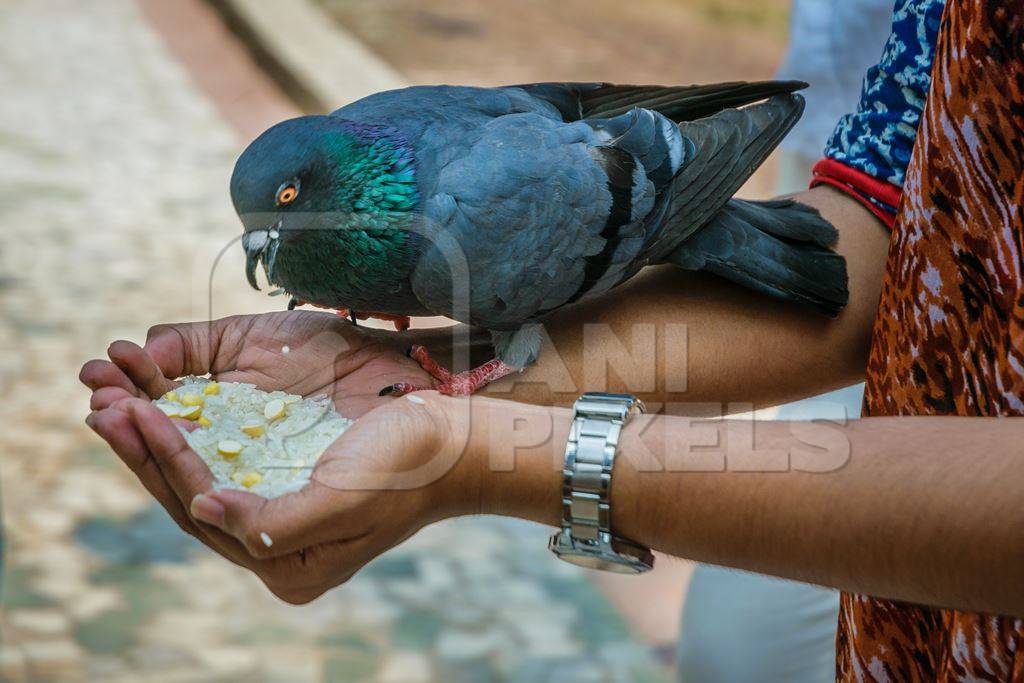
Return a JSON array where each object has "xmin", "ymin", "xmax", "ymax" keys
[{"xmin": 823, "ymin": 0, "xmax": 946, "ymax": 187}]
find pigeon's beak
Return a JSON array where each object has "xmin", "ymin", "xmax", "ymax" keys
[{"xmin": 241, "ymin": 220, "xmax": 281, "ymax": 291}]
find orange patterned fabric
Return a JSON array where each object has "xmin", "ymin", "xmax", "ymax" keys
[{"xmin": 838, "ymin": 1, "xmax": 1024, "ymax": 681}]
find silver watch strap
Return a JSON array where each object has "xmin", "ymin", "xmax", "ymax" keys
[
  {"xmin": 549, "ymin": 392, "xmax": 654, "ymax": 574},
  {"xmin": 561, "ymin": 393, "xmax": 637, "ymax": 541}
]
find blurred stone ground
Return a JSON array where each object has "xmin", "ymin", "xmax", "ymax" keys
[
  {"xmin": 0, "ymin": 1, "xmax": 673, "ymax": 681},
  {"xmin": 316, "ymin": 0, "xmax": 789, "ymax": 87}
]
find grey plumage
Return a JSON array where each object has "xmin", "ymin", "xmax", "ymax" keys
[{"xmin": 234, "ymin": 81, "xmax": 849, "ymax": 373}]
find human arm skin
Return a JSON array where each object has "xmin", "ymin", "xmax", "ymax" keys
[
  {"xmin": 464, "ymin": 396, "xmax": 1024, "ymax": 617},
  {"xmin": 410, "ymin": 185, "xmax": 892, "ymax": 408},
  {"xmin": 88, "ymin": 368, "xmax": 1023, "ymax": 614}
]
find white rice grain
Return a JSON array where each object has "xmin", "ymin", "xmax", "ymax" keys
[{"xmin": 153, "ymin": 378, "xmax": 351, "ymax": 498}]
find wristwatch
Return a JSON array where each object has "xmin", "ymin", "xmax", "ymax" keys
[{"xmin": 548, "ymin": 392, "xmax": 655, "ymax": 574}]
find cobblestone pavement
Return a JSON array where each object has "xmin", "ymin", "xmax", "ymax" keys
[{"xmin": 0, "ymin": 2, "xmax": 671, "ymax": 681}]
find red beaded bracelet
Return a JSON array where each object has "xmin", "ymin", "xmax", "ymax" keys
[{"xmin": 809, "ymin": 158, "xmax": 902, "ymax": 230}]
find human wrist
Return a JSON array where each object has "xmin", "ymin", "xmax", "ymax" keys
[
  {"xmin": 436, "ymin": 395, "xmax": 566, "ymax": 526},
  {"xmin": 400, "ymin": 392, "xmax": 478, "ymax": 521},
  {"xmin": 605, "ymin": 412, "xmax": 661, "ymax": 548},
  {"xmin": 809, "ymin": 159, "xmax": 900, "ymax": 229}
]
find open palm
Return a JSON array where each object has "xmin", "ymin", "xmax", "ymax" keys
[{"xmin": 80, "ymin": 311, "xmax": 437, "ymax": 418}]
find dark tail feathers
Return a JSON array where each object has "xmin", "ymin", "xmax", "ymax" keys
[{"xmin": 664, "ymin": 199, "xmax": 849, "ymax": 317}]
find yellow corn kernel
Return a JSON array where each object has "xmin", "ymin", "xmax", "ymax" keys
[
  {"xmin": 239, "ymin": 471, "xmax": 262, "ymax": 488},
  {"xmin": 240, "ymin": 423, "xmax": 265, "ymax": 438},
  {"xmin": 197, "ymin": 415, "xmax": 212, "ymax": 428},
  {"xmin": 263, "ymin": 399, "xmax": 286, "ymax": 421},
  {"xmin": 158, "ymin": 403, "xmax": 181, "ymax": 418},
  {"xmin": 181, "ymin": 393, "xmax": 204, "ymax": 407},
  {"xmin": 217, "ymin": 439, "xmax": 243, "ymax": 459},
  {"xmin": 179, "ymin": 405, "xmax": 202, "ymax": 421},
  {"xmin": 202, "ymin": 381, "xmax": 220, "ymax": 396},
  {"xmin": 163, "ymin": 390, "xmax": 180, "ymax": 403}
]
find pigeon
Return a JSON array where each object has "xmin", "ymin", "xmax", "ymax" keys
[{"xmin": 231, "ymin": 81, "xmax": 848, "ymax": 395}]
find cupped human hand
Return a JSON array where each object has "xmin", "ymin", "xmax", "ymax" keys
[
  {"xmin": 77, "ymin": 311, "xmax": 478, "ymax": 601},
  {"xmin": 80, "ymin": 310, "xmax": 438, "ymax": 419},
  {"xmin": 83, "ymin": 389, "xmax": 476, "ymax": 604}
]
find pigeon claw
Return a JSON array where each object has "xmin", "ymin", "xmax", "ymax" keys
[
  {"xmin": 408, "ymin": 345, "xmax": 454, "ymax": 383},
  {"xmin": 378, "ymin": 356, "xmax": 518, "ymax": 397}
]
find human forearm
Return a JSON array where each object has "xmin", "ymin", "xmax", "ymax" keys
[
  {"xmin": 615, "ymin": 414, "xmax": 1024, "ymax": 616},
  {"xmin": 453, "ymin": 396, "xmax": 1024, "ymax": 616},
  {"xmin": 97, "ymin": 357, "xmax": 1022, "ymax": 615},
  {"xmin": 415, "ymin": 186, "xmax": 890, "ymax": 408}
]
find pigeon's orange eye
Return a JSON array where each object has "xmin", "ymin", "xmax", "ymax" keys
[{"xmin": 276, "ymin": 183, "xmax": 298, "ymax": 205}]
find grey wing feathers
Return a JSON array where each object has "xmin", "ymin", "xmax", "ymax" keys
[
  {"xmin": 510, "ymin": 80, "xmax": 807, "ymax": 122},
  {"xmin": 665, "ymin": 198, "xmax": 848, "ymax": 316},
  {"xmin": 408, "ymin": 84, "xmax": 810, "ymax": 328},
  {"xmin": 639, "ymin": 93, "xmax": 805, "ymax": 262},
  {"xmin": 508, "ymin": 82, "xmax": 810, "ymax": 277},
  {"xmin": 585, "ymin": 107, "xmax": 687, "ymax": 193}
]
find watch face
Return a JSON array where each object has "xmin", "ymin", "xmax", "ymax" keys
[
  {"xmin": 548, "ymin": 531, "xmax": 653, "ymax": 574},
  {"xmin": 558, "ymin": 552, "xmax": 648, "ymax": 575}
]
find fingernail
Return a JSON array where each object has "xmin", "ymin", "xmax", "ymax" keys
[
  {"xmin": 85, "ymin": 412, "xmax": 97, "ymax": 429},
  {"xmin": 190, "ymin": 493, "xmax": 225, "ymax": 527}
]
